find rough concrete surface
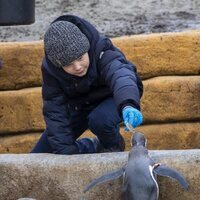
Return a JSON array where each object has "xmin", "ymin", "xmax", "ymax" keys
[
  {"xmin": 0, "ymin": 0, "xmax": 200, "ymax": 41},
  {"xmin": 0, "ymin": 150, "xmax": 199, "ymax": 200}
]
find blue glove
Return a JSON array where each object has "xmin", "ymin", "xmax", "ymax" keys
[{"xmin": 122, "ymin": 106, "xmax": 143, "ymax": 130}]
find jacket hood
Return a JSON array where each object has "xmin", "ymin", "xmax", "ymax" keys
[{"xmin": 44, "ymin": 15, "xmax": 103, "ymax": 80}]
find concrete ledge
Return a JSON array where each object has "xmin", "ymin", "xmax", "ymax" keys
[
  {"xmin": 0, "ymin": 150, "xmax": 199, "ymax": 200},
  {"xmin": 0, "ymin": 31, "xmax": 199, "ymax": 90}
]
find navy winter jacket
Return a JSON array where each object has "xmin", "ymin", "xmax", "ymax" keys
[{"xmin": 42, "ymin": 15, "xmax": 143, "ymax": 154}]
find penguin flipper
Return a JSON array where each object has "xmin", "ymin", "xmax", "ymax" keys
[
  {"xmin": 84, "ymin": 167, "xmax": 125, "ymax": 193},
  {"xmin": 153, "ymin": 164, "xmax": 189, "ymax": 190}
]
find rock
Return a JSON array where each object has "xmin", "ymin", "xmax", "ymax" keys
[{"xmin": 0, "ymin": 150, "xmax": 199, "ymax": 199}]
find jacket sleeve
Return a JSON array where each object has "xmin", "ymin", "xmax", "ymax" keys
[
  {"xmin": 41, "ymin": 65, "xmax": 79, "ymax": 154},
  {"xmin": 98, "ymin": 48, "xmax": 143, "ymax": 115}
]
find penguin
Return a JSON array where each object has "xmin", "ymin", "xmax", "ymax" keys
[{"xmin": 83, "ymin": 126, "xmax": 188, "ymax": 200}]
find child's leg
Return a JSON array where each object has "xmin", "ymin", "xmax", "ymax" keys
[
  {"xmin": 88, "ymin": 97, "xmax": 125, "ymax": 151},
  {"xmin": 30, "ymin": 109, "xmax": 98, "ymax": 154},
  {"xmin": 30, "ymin": 130, "xmax": 53, "ymax": 153}
]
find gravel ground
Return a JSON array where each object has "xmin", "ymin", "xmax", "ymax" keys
[{"xmin": 0, "ymin": 0, "xmax": 200, "ymax": 41}]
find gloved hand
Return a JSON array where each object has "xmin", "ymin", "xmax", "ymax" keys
[{"xmin": 122, "ymin": 106, "xmax": 143, "ymax": 130}]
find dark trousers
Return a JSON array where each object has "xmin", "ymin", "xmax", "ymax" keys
[{"xmin": 31, "ymin": 98, "xmax": 122, "ymax": 154}]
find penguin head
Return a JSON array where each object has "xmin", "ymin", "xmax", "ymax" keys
[{"xmin": 131, "ymin": 132, "xmax": 147, "ymax": 147}]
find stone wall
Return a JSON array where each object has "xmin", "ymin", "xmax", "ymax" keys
[{"xmin": 0, "ymin": 30, "xmax": 199, "ymax": 153}]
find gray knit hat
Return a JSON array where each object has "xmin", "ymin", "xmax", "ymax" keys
[{"xmin": 44, "ymin": 21, "xmax": 90, "ymax": 68}]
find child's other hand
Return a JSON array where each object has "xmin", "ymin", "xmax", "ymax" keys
[{"xmin": 122, "ymin": 106, "xmax": 143, "ymax": 131}]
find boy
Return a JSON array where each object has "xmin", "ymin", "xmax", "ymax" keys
[{"xmin": 31, "ymin": 15, "xmax": 143, "ymax": 155}]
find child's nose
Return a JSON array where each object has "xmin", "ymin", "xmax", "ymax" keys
[{"xmin": 73, "ymin": 62, "xmax": 82, "ymax": 71}]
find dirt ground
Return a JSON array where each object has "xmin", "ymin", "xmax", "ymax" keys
[{"xmin": 0, "ymin": 0, "xmax": 200, "ymax": 41}]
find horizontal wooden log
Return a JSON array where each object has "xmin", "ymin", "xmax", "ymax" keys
[
  {"xmin": 83, "ymin": 122, "xmax": 200, "ymax": 150},
  {"xmin": 0, "ymin": 41, "xmax": 43, "ymax": 90},
  {"xmin": 0, "ymin": 76, "xmax": 199, "ymax": 134},
  {"xmin": 141, "ymin": 76, "xmax": 200, "ymax": 123},
  {"xmin": 0, "ymin": 88, "xmax": 44, "ymax": 134},
  {"xmin": 0, "ymin": 31, "xmax": 199, "ymax": 90},
  {"xmin": 0, "ymin": 122, "xmax": 199, "ymax": 153},
  {"xmin": 113, "ymin": 30, "xmax": 200, "ymax": 79},
  {"xmin": 0, "ymin": 133, "xmax": 41, "ymax": 153}
]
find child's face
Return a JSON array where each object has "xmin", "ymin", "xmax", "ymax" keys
[{"xmin": 62, "ymin": 53, "xmax": 90, "ymax": 77}]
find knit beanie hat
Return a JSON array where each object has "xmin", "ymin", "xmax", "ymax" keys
[{"xmin": 44, "ymin": 21, "xmax": 90, "ymax": 68}]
